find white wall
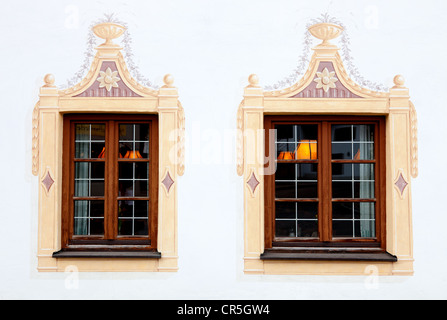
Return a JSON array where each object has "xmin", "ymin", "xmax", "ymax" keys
[{"xmin": 0, "ymin": 0, "xmax": 446, "ymax": 299}]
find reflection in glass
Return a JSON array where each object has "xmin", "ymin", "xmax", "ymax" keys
[
  {"xmin": 118, "ymin": 201, "xmax": 149, "ymax": 236},
  {"xmin": 276, "ymin": 124, "xmax": 318, "ymax": 160},
  {"xmin": 332, "ymin": 202, "xmax": 375, "ymax": 238},
  {"xmin": 275, "ymin": 202, "xmax": 318, "ymax": 238},
  {"xmin": 75, "ymin": 124, "xmax": 105, "ymax": 159},
  {"xmin": 74, "ymin": 162, "xmax": 105, "ymax": 197},
  {"xmin": 119, "ymin": 124, "xmax": 150, "ymax": 159},
  {"xmin": 74, "ymin": 200, "xmax": 104, "ymax": 236},
  {"xmin": 332, "ymin": 124, "xmax": 374, "ymax": 160}
]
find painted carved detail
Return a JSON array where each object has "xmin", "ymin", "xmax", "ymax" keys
[
  {"xmin": 410, "ymin": 101, "xmax": 418, "ymax": 178},
  {"xmin": 177, "ymin": 102, "xmax": 186, "ymax": 177},
  {"xmin": 32, "ymin": 102, "xmax": 40, "ymax": 176},
  {"xmin": 97, "ymin": 67, "xmax": 121, "ymax": 91},
  {"xmin": 75, "ymin": 61, "xmax": 141, "ymax": 97},
  {"xmin": 291, "ymin": 62, "xmax": 362, "ymax": 98},
  {"xmin": 394, "ymin": 172, "xmax": 408, "ymax": 197},
  {"xmin": 41, "ymin": 169, "xmax": 55, "ymax": 194},
  {"xmin": 314, "ymin": 67, "xmax": 338, "ymax": 92},
  {"xmin": 247, "ymin": 171, "xmax": 260, "ymax": 195},
  {"xmin": 162, "ymin": 170, "xmax": 175, "ymax": 194},
  {"xmin": 236, "ymin": 100, "xmax": 245, "ymax": 177}
]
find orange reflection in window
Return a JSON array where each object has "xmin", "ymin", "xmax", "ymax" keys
[{"xmin": 295, "ymin": 140, "xmax": 317, "ymax": 160}]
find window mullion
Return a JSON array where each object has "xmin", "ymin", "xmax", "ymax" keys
[
  {"xmin": 104, "ymin": 120, "xmax": 117, "ymax": 240},
  {"xmin": 321, "ymin": 121, "xmax": 332, "ymax": 242}
]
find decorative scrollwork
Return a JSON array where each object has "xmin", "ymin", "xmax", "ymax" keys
[
  {"xmin": 236, "ymin": 100, "xmax": 245, "ymax": 176},
  {"xmin": 32, "ymin": 101, "xmax": 40, "ymax": 176},
  {"xmin": 410, "ymin": 101, "xmax": 418, "ymax": 178}
]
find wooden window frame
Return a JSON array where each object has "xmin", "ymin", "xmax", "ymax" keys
[
  {"xmin": 56, "ymin": 114, "xmax": 159, "ymax": 257},
  {"xmin": 263, "ymin": 115, "xmax": 393, "ymax": 261}
]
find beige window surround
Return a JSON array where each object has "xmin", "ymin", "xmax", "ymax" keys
[
  {"xmin": 236, "ymin": 22, "xmax": 418, "ymax": 275},
  {"xmin": 32, "ymin": 22, "xmax": 185, "ymax": 272}
]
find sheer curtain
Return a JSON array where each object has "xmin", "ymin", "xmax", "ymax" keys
[{"xmin": 359, "ymin": 125, "xmax": 375, "ymax": 238}]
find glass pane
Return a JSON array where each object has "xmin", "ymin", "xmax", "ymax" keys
[
  {"xmin": 354, "ymin": 164, "xmax": 374, "ymax": 181},
  {"xmin": 297, "ymin": 221, "xmax": 319, "ymax": 238},
  {"xmin": 354, "ymin": 182, "xmax": 375, "ymax": 199},
  {"xmin": 332, "ymin": 202, "xmax": 375, "ymax": 238},
  {"xmin": 295, "ymin": 141, "xmax": 317, "ymax": 160},
  {"xmin": 118, "ymin": 201, "xmax": 149, "ymax": 236},
  {"xmin": 119, "ymin": 124, "xmax": 150, "ymax": 159},
  {"xmin": 332, "ymin": 163, "xmax": 352, "ymax": 180},
  {"xmin": 332, "ymin": 125, "xmax": 351, "ymax": 142},
  {"xmin": 353, "ymin": 125, "xmax": 374, "ymax": 142},
  {"xmin": 75, "ymin": 124, "xmax": 105, "ymax": 159},
  {"xmin": 276, "ymin": 124, "xmax": 318, "ymax": 160},
  {"xmin": 275, "ymin": 202, "xmax": 318, "ymax": 238},
  {"xmin": 118, "ymin": 163, "xmax": 149, "ymax": 197},
  {"xmin": 297, "ymin": 202, "xmax": 318, "ymax": 220},
  {"xmin": 332, "ymin": 124, "xmax": 375, "ymax": 160},
  {"xmin": 297, "ymin": 164, "xmax": 318, "ymax": 180},
  {"xmin": 74, "ymin": 162, "xmax": 104, "ymax": 197},
  {"xmin": 332, "ymin": 143, "xmax": 353, "ymax": 160},
  {"xmin": 275, "ymin": 182, "xmax": 295, "ymax": 199},
  {"xmin": 297, "ymin": 182, "xmax": 318, "ymax": 198},
  {"xmin": 276, "ymin": 163, "xmax": 295, "ymax": 181},
  {"xmin": 275, "ymin": 202, "xmax": 295, "ymax": 219},
  {"xmin": 275, "ymin": 220, "xmax": 296, "ymax": 237},
  {"xmin": 276, "ymin": 125, "xmax": 295, "ymax": 143},
  {"xmin": 353, "ymin": 143, "xmax": 374, "ymax": 160},
  {"xmin": 332, "ymin": 181, "xmax": 352, "ymax": 198},
  {"xmin": 74, "ymin": 200, "xmax": 104, "ymax": 236}
]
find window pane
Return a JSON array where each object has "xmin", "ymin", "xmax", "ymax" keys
[
  {"xmin": 74, "ymin": 162, "xmax": 105, "ymax": 197},
  {"xmin": 75, "ymin": 124, "xmax": 105, "ymax": 159},
  {"xmin": 332, "ymin": 202, "xmax": 375, "ymax": 238},
  {"xmin": 118, "ymin": 163, "xmax": 149, "ymax": 197},
  {"xmin": 353, "ymin": 125, "xmax": 374, "ymax": 142},
  {"xmin": 275, "ymin": 202, "xmax": 318, "ymax": 238},
  {"xmin": 119, "ymin": 124, "xmax": 150, "ymax": 159},
  {"xmin": 332, "ymin": 125, "xmax": 374, "ymax": 160},
  {"xmin": 275, "ymin": 220, "xmax": 296, "ymax": 237},
  {"xmin": 332, "ymin": 163, "xmax": 352, "ymax": 180},
  {"xmin": 118, "ymin": 201, "xmax": 149, "ymax": 236},
  {"xmin": 276, "ymin": 124, "xmax": 318, "ymax": 160},
  {"xmin": 275, "ymin": 202, "xmax": 295, "ymax": 219},
  {"xmin": 332, "ymin": 164, "xmax": 375, "ymax": 199},
  {"xmin": 275, "ymin": 182, "xmax": 295, "ymax": 199},
  {"xmin": 74, "ymin": 200, "xmax": 104, "ymax": 236},
  {"xmin": 297, "ymin": 182, "xmax": 318, "ymax": 198}
]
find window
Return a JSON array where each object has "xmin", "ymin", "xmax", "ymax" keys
[
  {"xmin": 54, "ymin": 114, "xmax": 160, "ymax": 258},
  {"xmin": 262, "ymin": 116, "xmax": 395, "ymax": 261}
]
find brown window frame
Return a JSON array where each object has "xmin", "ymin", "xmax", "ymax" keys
[
  {"xmin": 263, "ymin": 115, "xmax": 395, "ymax": 261},
  {"xmin": 55, "ymin": 114, "xmax": 160, "ymax": 258}
]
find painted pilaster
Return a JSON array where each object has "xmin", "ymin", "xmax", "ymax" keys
[
  {"xmin": 387, "ymin": 75, "xmax": 414, "ymax": 275},
  {"xmin": 37, "ymin": 74, "xmax": 61, "ymax": 272},
  {"xmin": 157, "ymin": 75, "xmax": 180, "ymax": 272},
  {"xmin": 242, "ymin": 75, "xmax": 265, "ymax": 274}
]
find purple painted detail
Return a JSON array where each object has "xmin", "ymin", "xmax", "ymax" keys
[
  {"xmin": 291, "ymin": 62, "xmax": 362, "ymax": 98},
  {"xmin": 75, "ymin": 61, "xmax": 142, "ymax": 97},
  {"xmin": 247, "ymin": 172, "xmax": 260, "ymax": 194},
  {"xmin": 42, "ymin": 171, "xmax": 55, "ymax": 193},
  {"xmin": 162, "ymin": 171, "xmax": 175, "ymax": 193},
  {"xmin": 395, "ymin": 173, "xmax": 408, "ymax": 196}
]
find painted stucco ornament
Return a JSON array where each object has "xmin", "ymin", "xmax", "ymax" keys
[
  {"xmin": 97, "ymin": 67, "xmax": 121, "ymax": 91},
  {"xmin": 314, "ymin": 67, "xmax": 338, "ymax": 92}
]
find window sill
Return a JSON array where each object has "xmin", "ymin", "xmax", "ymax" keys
[
  {"xmin": 261, "ymin": 248, "xmax": 397, "ymax": 262},
  {"xmin": 52, "ymin": 249, "xmax": 161, "ymax": 259}
]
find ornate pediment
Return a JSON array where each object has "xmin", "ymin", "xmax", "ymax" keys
[
  {"xmin": 59, "ymin": 22, "xmax": 159, "ymax": 98},
  {"xmin": 263, "ymin": 22, "xmax": 388, "ymax": 99}
]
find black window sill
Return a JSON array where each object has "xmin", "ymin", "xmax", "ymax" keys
[
  {"xmin": 53, "ymin": 249, "xmax": 161, "ymax": 259},
  {"xmin": 261, "ymin": 248, "xmax": 397, "ymax": 262}
]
